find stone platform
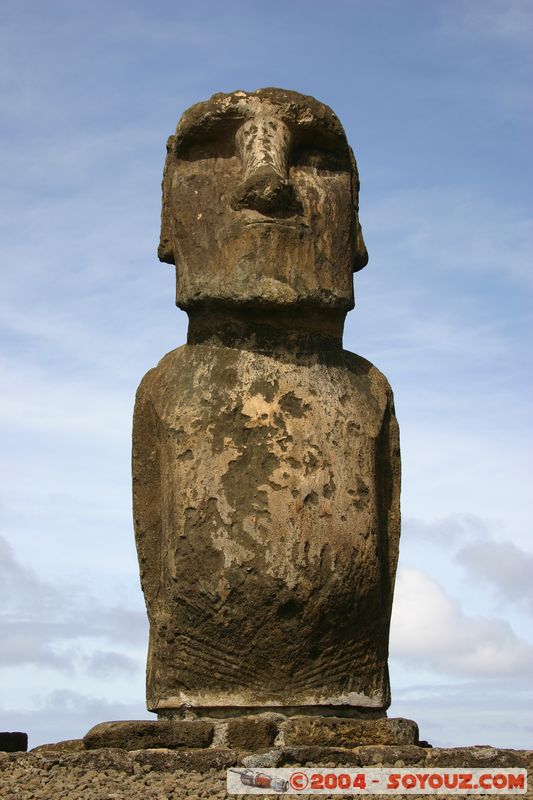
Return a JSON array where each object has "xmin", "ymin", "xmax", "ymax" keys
[
  {"xmin": 82, "ymin": 715, "xmax": 420, "ymax": 753},
  {"xmin": 1, "ymin": 740, "xmax": 531, "ymax": 800},
  {"xmin": 1, "ymin": 717, "xmax": 529, "ymax": 798}
]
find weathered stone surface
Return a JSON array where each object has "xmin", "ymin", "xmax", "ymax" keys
[
  {"xmin": 83, "ymin": 719, "xmax": 213, "ymax": 750},
  {"xmin": 135, "ymin": 344, "xmax": 400, "ymax": 713},
  {"xmin": 283, "ymin": 716, "xmax": 419, "ymax": 748},
  {"xmin": 0, "ymin": 732, "xmax": 27, "ymax": 752},
  {"xmin": 158, "ymin": 88, "xmax": 368, "ymax": 310},
  {"xmin": 132, "ymin": 747, "xmax": 238, "ymax": 772},
  {"xmin": 425, "ymin": 746, "xmax": 529, "ymax": 768},
  {"xmin": 226, "ymin": 716, "xmax": 278, "ymax": 750},
  {"xmin": 30, "ymin": 738, "xmax": 84, "ymax": 753},
  {"xmin": 240, "ymin": 743, "xmax": 531, "ymax": 771},
  {"xmin": 280, "ymin": 745, "xmax": 364, "ymax": 766},
  {"xmin": 30, "ymin": 747, "xmax": 136, "ymax": 773},
  {"xmin": 355, "ymin": 744, "xmax": 428, "ymax": 766},
  {"xmin": 134, "ymin": 88, "xmax": 400, "ymax": 716},
  {"xmin": 0, "ymin": 752, "xmax": 17, "ymax": 770},
  {"xmin": 241, "ymin": 745, "xmax": 364, "ymax": 768},
  {"xmin": 241, "ymin": 748, "xmax": 285, "ymax": 768},
  {"xmin": 0, "ymin": 745, "xmax": 530, "ymax": 798}
]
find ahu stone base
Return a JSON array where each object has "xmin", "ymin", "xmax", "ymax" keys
[
  {"xmin": 82, "ymin": 715, "xmax": 420, "ymax": 752},
  {"xmin": 1, "ymin": 737, "xmax": 531, "ymax": 800},
  {"xmin": 1, "ymin": 716, "xmax": 530, "ymax": 799}
]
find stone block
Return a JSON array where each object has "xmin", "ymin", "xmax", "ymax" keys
[
  {"xmin": 227, "ymin": 717, "xmax": 278, "ymax": 750},
  {"xmin": 241, "ymin": 749, "xmax": 285, "ymax": 768},
  {"xmin": 0, "ymin": 732, "xmax": 27, "ymax": 752},
  {"xmin": 280, "ymin": 746, "xmax": 363, "ymax": 766},
  {"xmin": 283, "ymin": 716, "xmax": 419, "ymax": 748},
  {"xmin": 132, "ymin": 747, "xmax": 238, "ymax": 772},
  {"xmin": 30, "ymin": 739, "xmax": 85, "ymax": 753},
  {"xmin": 426, "ymin": 746, "xmax": 528, "ymax": 768},
  {"xmin": 83, "ymin": 720, "xmax": 213, "ymax": 750},
  {"xmin": 35, "ymin": 748, "xmax": 136, "ymax": 774},
  {"xmin": 241, "ymin": 745, "xmax": 364, "ymax": 768},
  {"xmin": 355, "ymin": 744, "xmax": 428, "ymax": 766}
]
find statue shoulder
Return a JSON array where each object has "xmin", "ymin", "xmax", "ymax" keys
[
  {"xmin": 341, "ymin": 350, "xmax": 394, "ymax": 395},
  {"xmin": 135, "ymin": 344, "xmax": 189, "ymax": 401},
  {"xmin": 340, "ymin": 350, "xmax": 397, "ymax": 428}
]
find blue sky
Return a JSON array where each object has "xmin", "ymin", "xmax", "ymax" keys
[{"xmin": 1, "ymin": 0, "xmax": 531, "ymax": 749}]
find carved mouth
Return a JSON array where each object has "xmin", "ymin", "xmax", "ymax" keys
[{"xmin": 244, "ymin": 219, "xmax": 309, "ymax": 229}]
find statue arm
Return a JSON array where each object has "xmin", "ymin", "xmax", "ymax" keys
[
  {"xmin": 376, "ymin": 386, "xmax": 402, "ymax": 607},
  {"xmin": 387, "ymin": 391, "xmax": 401, "ymax": 591},
  {"xmin": 132, "ymin": 375, "xmax": 162, "ymax": 613}
]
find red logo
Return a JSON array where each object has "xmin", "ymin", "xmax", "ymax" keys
[{"xmin": 290, "ymin": 771, "xmax": 309, "ymax": 790}]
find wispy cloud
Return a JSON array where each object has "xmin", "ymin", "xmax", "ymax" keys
[
  {"xmin": 391, "ymin": 679, "xmax": 533, "ymax": 749},
  {"xmin": 365, "ymin": 188, "xmax": 533, "ymax": 288},
  {"xmin": 451, "ymin": 0, "xmax": 533, "ymax": 46},
  {"xmin": 0, "ymin": 535, "xmax": 147, "ymax": 673},
  {"xmin": 1, "ymin": 689, "xmax": 151, "ymax": 750},
  {"xmin": 391, "ymin": 567, "xmax": 533, "ymax": 680},
  {"xmin": 403, "ymin": 514, "xmax": 495, "ymax": 547},
  {"xmin": 456, "ymin": 539, "xmax": 533, "ymax": 615}
]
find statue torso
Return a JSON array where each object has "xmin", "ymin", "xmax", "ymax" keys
[{"xmin": 134, "ymin": 343, "xmax": 399, "ymax": 711}]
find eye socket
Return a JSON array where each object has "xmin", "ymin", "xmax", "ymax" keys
[
  {"xmin": 289, "ymin": 127, "xmax": 351, "ymax": 173},
  {"xmin": 177, "ymin": 138, "xmax": 236, "ymax": 161},
  {"xmin": 290, "ymin": 146, "xmax": 349, "ymax": 172},
  {"xmin": 175, "ymin": 119, "xmax": 239, "ymax": 161}
]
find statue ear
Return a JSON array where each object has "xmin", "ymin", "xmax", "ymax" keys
[
  {"xmin": 158, "ymin": 135, "xmax": 176, "ymax": 265},
  {"xmin": 349, "ymin": 148, "xmax": 369, "ymax": 272}
]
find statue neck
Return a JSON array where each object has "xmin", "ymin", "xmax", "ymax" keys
[{"xmin": 186, "ymin": 306, "xmax": 345, "ymax": 353}]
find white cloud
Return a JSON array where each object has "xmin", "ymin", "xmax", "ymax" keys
[
  {"xmin": 365, "ymin": 188, "xmax": 533, "ymax": 288},
  {"xmin": 0, "ymin": 630, "xmax": 74, "ymax": 671},
  {"xmin": 390, "ymin": 680, "xmax": 533, "ymax": 749},
  {"xmin": 398, "ymin": 518, "xmax": 533, "ymax": 616},
  {"xmin": 1, "ymin": 689, "xmax": 152, "ymax": 750},
  {"xmin": 403, "ymin": 514, "xmax": 494, "ymax": 548},
  {"xmin": 456, "ymin": 539, "xmax": 533, "ymax": 615},
  {"xmin": 0, "ymin": 356, "xmax": 131, "ymax": 442},
  {"xmin": 0, "ymin": 535, "xmax": 147, "ymax": 673},
  {"xmin": 391, "ymin": 568, "xmax": 533, "ymax": 680},
  {"xmin": 87, "ymin": 650, "xmax": 140, "ymax": 678},
  {"xmin": 0, "ymin": 535, "xmax": 63, "ymax": 612}
]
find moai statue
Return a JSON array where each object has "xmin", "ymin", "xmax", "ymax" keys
[{"xmin": 133, "ymin": 89, "xmax": 400, "ymax": 719}]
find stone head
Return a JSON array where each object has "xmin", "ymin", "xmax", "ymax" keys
[{"xmin": 159, "ymin": 88, "xmax": 368, "ymax": 317}]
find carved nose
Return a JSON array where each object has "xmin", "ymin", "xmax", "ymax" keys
[
  {"xmin": 231, "ymin": 114, "xmax": 301, "ymax": 215},
  {"xmin": 231, "ymin": 164, "xmax": 300, "ymax": 214}
]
